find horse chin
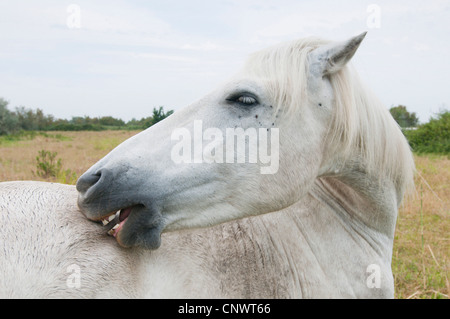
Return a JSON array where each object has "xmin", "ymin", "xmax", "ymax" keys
[{"xmin": 114, "ymin": 205, "xmax": 165, "ymax": 250}]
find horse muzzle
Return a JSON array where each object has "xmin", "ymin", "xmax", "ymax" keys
[{"xmin": 76, "ymin": 167, "xmax": 165, "ymax": 250}]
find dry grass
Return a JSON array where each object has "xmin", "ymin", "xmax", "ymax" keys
[
  {"xmin": 393, "ymin": 155, "xmax": 449, "ymax": 299},
  {"xmin": 0, "ymin": 130, "xmax": 448, "ymax": 298},
  {"xmin": 0, "ymin": 131, "xmax": 139, "ymax": 183}
]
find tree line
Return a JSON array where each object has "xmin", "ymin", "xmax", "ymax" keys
[
  {"xmin": 0, "ymin": 97, "xmax": 448, "ymax": 154},
  {"xmin": 0, "ymin": 97, "xmax": 173, "ymax": 135}
]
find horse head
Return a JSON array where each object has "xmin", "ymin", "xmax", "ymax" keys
[{"xmin": 76, "ymin": 33, "xmax": 412, "ymax": 250}]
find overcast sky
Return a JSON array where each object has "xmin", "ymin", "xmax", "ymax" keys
[{"xmin": 1, "ymin": 0, "xmax": 449, "ymax": 123}]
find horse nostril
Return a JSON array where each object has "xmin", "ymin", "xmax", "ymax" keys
[{"xmin": 76, "ymin": 173, "xmax": 101, "ymax": 193}]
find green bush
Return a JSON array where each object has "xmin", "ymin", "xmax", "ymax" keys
[
  {"xmin": 403, "ymin": 111, "xmax": 450, "ymax": 154},
  {"xmin": 34, "ymin": 150, "xmax": 78, "ymax": 184},
  {"xmin": 35, "ymin": 150, "xmax": 62, "ymax": 178}
]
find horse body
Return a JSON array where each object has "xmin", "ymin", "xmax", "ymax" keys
[
  {"xmin": 1, "ymin": 179, "xmax": 394, "ymax": 298},
  {"xmin": 0, "ymin": 33, "xmax": 414, "ymax": 298}
]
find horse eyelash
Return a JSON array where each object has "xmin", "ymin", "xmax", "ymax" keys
[{"xmin": 226, "ymin": 93, "xmax": 259, "ymax": 106}]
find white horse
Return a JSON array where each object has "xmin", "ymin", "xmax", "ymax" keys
[{"xmin": 0, "ymin": 33, "xmax": 414, "ymax": 298}]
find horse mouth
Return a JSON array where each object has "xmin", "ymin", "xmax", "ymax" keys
[
  {"xmin": 100, "ymin": 206, "xmax": 135, "ymax": 238},
  {"xmin": 82, "ymin": 202, "xmax": 164, "ymax": 249}
]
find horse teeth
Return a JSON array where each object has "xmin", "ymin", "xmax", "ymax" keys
[
  {"xmin": 102, "ymin": 214, "xmax": 117, "ymax": 226},
  {"xmin": 107, "ymin": 224, "xmax": 120, "ymax": 236},
  {"xmin": 102, "ymin": 215, "xmax": 116, "ymax": 226}
]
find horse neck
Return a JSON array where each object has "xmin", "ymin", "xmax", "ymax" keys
[
  {"xmin": 131, "ymin": 170, "xmax": 400, "ymax": 298},
  {"xmin": 312, "ymin": 159, "xmax": 400, "ymax": 247}
]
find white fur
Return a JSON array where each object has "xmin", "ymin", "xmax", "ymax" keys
[{"xmin": 0, "ymin": 34, "xmax": 415, "ymax": 298}]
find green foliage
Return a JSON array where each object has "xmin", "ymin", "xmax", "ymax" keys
[
  {"xmin": 150, "ymin": 106, "xmax": 174, "ymax": 127},
  {"xmin": 390, "ymin": 105, "xmax": 419, "ymax": 128},
  {"xmin": 57, "ymin": 168, "xmax": 78, "ymax": 185},
  {"xmin": 15, "ymin": 106, "xmax": 54, "ymax": 131},
  {"xmin": 0, "ymin": 131, "xmax": 71, "ymax": 146},
  {"xmin": 34, "ymin": 149, "xmax": 78, "ymax": 184},
  {"xmin": 0, "ymin": 96, "xmax": 174, "ymax": 134},
  {"xmin": 98, "ymin": 116, "xmax": 125, "ymax": 127},
  {"xmin": 0, "ymin": 131, "xmax": 38, "ymax": 146},
  {"xmin": 35, "ymin": 150, "xmax": 62, "ymax": 178},
  {"xmin": 0, "ymin": 98, "xmax": 19, "ymax": 135},
  {"xmin": 403, "ymin": 110, "xmax": 450, "ymax": 154},
  {"xmin": 126, "ymin": 107, "xmax": 174, "ymax": 129}
]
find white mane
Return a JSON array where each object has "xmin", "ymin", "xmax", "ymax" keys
[{"xmin": 244, "ymin": 37, "xmax": 415, "ymax": 199}]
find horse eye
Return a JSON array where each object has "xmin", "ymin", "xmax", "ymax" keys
[
  {"xmin": 226, "ymin": 92, "xmax": 259, "ymax": 107},
  {"xmin": 237, "ymin": 96, "xmax": 257, "ymax": 105},
  {"xmin": 227, "ymin": 94, "xmax": 258, "ymax": 106}
]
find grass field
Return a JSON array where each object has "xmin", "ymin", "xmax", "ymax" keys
[
  {"xmin": 393, "ymin": 155, "xmax": 449, "ymax": 299},
  {"xmin": 0, "ymin": 130, "xmax": 448, "ymax": 299}
]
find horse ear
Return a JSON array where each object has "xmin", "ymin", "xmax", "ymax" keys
[{"xmin": 309, "ymin": 32, "xmax": 367, "ymax": 76}]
